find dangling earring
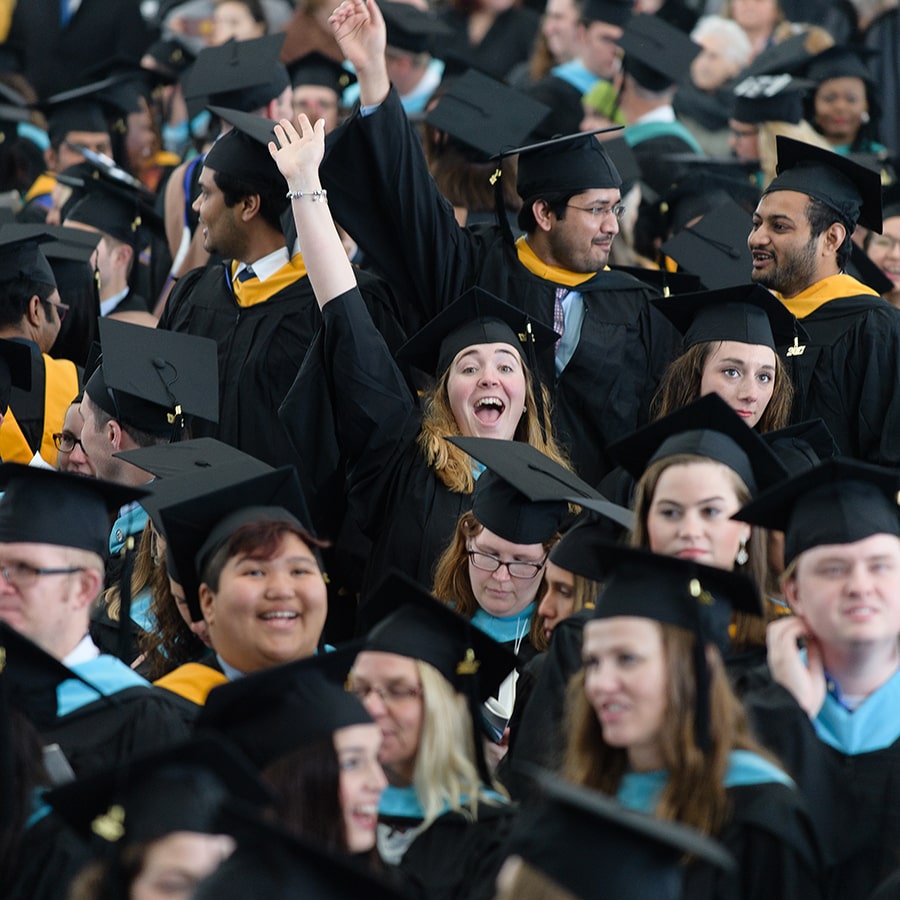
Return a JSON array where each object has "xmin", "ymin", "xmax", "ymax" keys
[
  {"xmin": 735, "ymin": 536, "xmax": 749, "ymax": 567},
  {"xmin": 861, "ymin": 111, "xmax": 871, "ymax": 124}
]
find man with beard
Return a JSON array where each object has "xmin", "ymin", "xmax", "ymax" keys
[{"xmin": 748, "ymin": 136, "xmax": 900, "ymax": 465}]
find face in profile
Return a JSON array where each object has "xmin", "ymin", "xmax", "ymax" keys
[
  {"xmin": 130, "ymin": 831, "xmax": 235, "ymax": 900},
  {"xmin": 334, "ymin": 722, "xmax": 387, "ymax": 853}
]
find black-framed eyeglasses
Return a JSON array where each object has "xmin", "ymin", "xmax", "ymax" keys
[
  {"xmin": 565, "ymin": 203, "xmax": 626, "ymax": 221},
  {"xmin": 348, "ymin": 682, "xmax": 423, "ymax": 705},
  {"xmin": 45, "ymin": 298, "xmax": 70, "ymax": 323},
  {"xmin": 467, "ymin": 550, "xmax": 547, "ymax": 579},
  {"xmin": 52, "ymin": 431, "xmax": 84, "ymax": 453},
  {"xmin": 0, "ymin": 561, "xmax": 84, "ymax": 589}
]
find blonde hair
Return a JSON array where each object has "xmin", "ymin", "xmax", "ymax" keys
[
  {"xmin": 417, "ymin": 361, "xmax": 568, "ymax": 494},
  {"xmin": 758, "ymin": 120, "xmax": 832, "ymax": 188},
  {"xmin": 413, "ymin": 660, "xmax": 507, "ymax": 826},
  {"xmin": 432, "ymin": 511, "xmax": 553, "ymax": 651},
  {"xmin": 563, "ymin": 623, "xmax": 781, "ymax": 836}
]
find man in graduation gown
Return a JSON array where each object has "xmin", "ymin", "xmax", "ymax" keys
[
  {"xmin": 0, "ymin": 229, "xmax": 79, "ymax": 466},
  {"xmin": 321, "ymin": 0, "xmax": 681, "ymax": 487},
  {"xmin": 748, "ymin": 136, "xmax": 900, "ymax": 466},
  {"xmin": 737, "ymin": 460, "xmax": 900, "ymax": 899},
  {"xmin": 0, "ymin": 466, "xmax": 196, "ymax": 781},
  {"xmin": 158, "ymin": 105, "xmax": 404, "ymax": 470}
]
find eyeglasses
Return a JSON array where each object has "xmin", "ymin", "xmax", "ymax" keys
[
  {"xmin": 45, "ymin": 298, "xmax": 69, "ymax": 323},
  {"xmin": 565, "ymin": 203, "xmax": 626, "ymax": 221},
  {"xmin": 348, "ymin": 682, "xmax": 423, "ymax": 705},
  {"xmin": 869, "ymin": 234, "xmax": 900, "ymax": 253},
  {"xmin": 52, "ymin": 431, "xmax": 85, "ymax": 453},
  {"xmin": 467, "ymin": 550, "xmax": 547, "ymax": 579},
  {"xmin": 0, "ymin": 561, "xmax": 84, "ymax": 589}
]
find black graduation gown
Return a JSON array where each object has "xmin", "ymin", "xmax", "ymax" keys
[
  {"xmin": 158, "ymin": 262, "xmax": 405, "ymax": 470},
  {"xmin": 295, "ymin": 287, "xmax": 472, "ymax": 609},
  {"xmin": 744, "ymin": 680, "xmax": 900, "ymax": 898},
  {"xmin": 682, "ymin": 781, "xmax": 826, "ymax": 900},
  {"xmin": 321, "ymin": 88, "xmax": 681, "ymax": 486},
  {"xmin": 780, "ymin": 291, "xmax": 900, "ymax": 466}
]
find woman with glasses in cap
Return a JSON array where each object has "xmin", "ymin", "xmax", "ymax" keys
[
  {"xmin": 53, "ymin": 396, "xmax": 96, "ymax": 477},
  {"xmin": 558, "ymin": 543, "xmax": 826, "ymax": 898},
  {"xmin": 863, "ymin": 184, "xmax": 900, "ymax": 310},
  {"xmin": 270, "ymin": 111, "xmax": 567, "ymax": 611},
  {"xmin": 348, "ymin": 573, "xmax": 519, "ymax": 899}
]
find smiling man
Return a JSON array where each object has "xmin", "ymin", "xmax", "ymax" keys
[
  {"xmin": 748, "ymin": 136, "xmax": 900, "ymax": 465},
  {"xmin": 322, "ymin": 0, "xmax": 679, "ymax": 485}
]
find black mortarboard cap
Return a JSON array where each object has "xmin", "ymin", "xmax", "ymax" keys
[
  {"xmin": 619, "ymin": 14, "xmax": 701, "ymax": 91},
  {"xmin": 661, "ymin": 196, "xmax": 754, "ymax": 290},
  {"xmin": 449, "ymin": 437, "xmax": 591, "ymax": 543},
  {"xmin": 286, "ymin": 52, "xmax": 356, "ymax": 95},
  {"xmin": 0, "ymin": 464, "xmax": 148, "ymax": 558},
  {"xmin": 804, "ymin": 45, "xmax": 877, "ymax": 86},
  {"xmin": 155, "ymin": 464, "xmax": 315, "ymax": 621},
  {"xmin": 735, "ymin": 458, "xmax": 900, "ymax": 566},
  {"xmin": 509, "ymin": 770, "xmax": 734, "ymax": 899},
  {"xmin": 580, "ymin": 0, "xmax": 632, "ymax": 28},
  {"xmin": 396, "ymin": 286, "xmax": 558, "ymax": 376},
  {"xmin": 882, "ymin": 182, "xmax": 900, "ymax": 220},
  {"xmin": 761, "ymin": 419, "xmax": 838, "ymax": 476},
  {"xmin": 197, "ymin": 650, "xmax": 371, "ymax": 768},
  {"xmin": 506, "ymin": 128, "xmax": 623, "ymax": 202},
  {"xmin": 656, "ymin": 165, "xmax": 761, "ymax": 235},
  {"xmin": 143, "ymin": 38, "xmax": 196, "ymax": 79},
  {"xmin": 182, "ymin": 34, "xmax": 290, "ymax": 119},
  {"xmin": 116, "ymin": 438, "xmax": 271, "ymax": 481},
  {"xmin": 608, "ymin": 393, "xmax": 789, "ymax": 495},
  {"xmin": 19, "ymin": 223, "xmax": 102, "ymax": 264},
  {"xmin": 731, "ymin": 73, "xmax": 813, "ymax": 125},
  {"xmin": 360, "ymin": 571, "xmax": 518, "ymax": 700},
  {"xmin": 64, "ymin": 172, "xmax": 165, "ymax": 246},
  {"xmin": 45, "ymin": 737, "xmax": 270, "ymax": 845},
  {"xmin": 0, "ymin": 227, "xmax": 57, "ymax": 285},
  {"xmin": 847, "ymin": 241, "xmax": 894, "ymax": 295},
  {"xmin": 652, "ymin": 283, "xmax": 805, "ymax": 351},
  {"xmin": 204, "ymin": 105, "xmax": 286, "ymax": 192},
  {"xmin": 738, "ymin": 33, "xmax": 818, "ymax": 80},
  {"xmin": 84, "ymin": 317, "xmax": 219, "ymax": 435},
  {"xmin": 765, "ymin": 135, "xmax": 882, "ymax": 232},
  {"xmin": 378, "ymin": 1, "xmax": 453, "ymax": 54},
  {"xmin": 0, "ymin": 339, "xmax": 32, "ymax": 413},
  {"xmin": 424, "ymin": 69, "xmax": 550, "ymax": 162},
  {"xmin": 604, "ymin": 136, "xmax": 642, "ymax": 195},
  {"xmin": 39, "ymin": 80, "xmax": 118, "ymax": 146}
]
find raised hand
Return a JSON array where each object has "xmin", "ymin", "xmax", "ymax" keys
[
  {"xmin": 268, "ymin": 115, "xmax": 326, "ymax": 191},
  {"xmin": 767, "ymin": 615, "xmax": 827, "ymax": 718},
  {"xmin": 329, "ymin": 0, "xmax": 390, "ymax": 105}
]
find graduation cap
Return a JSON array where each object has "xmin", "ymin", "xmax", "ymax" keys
[
  {"xmin": 610, "ymin": 266, "xmax": 702, "ymax": 297},
  {"xmin": 0, "ymin": 339, "xmax": 32, "ymax": 413},
  {"xmin": 424, "ymin": 69, "xmax": 550, "ymax": 162},
  {"xmin": 580, "ymin": 0, "xmax": 632, "ymax": 28},
  {"xmin": 764, "ymin": 135, "xmax": 882, "ymax": 232},
  {"xmin": 0, "ymin": 463, "xmax": 148, "ymax": 559},
  {"xmin": 378, "ymin": 1, "xmax": 453, "ymax": 54},
  {"xmin": 882, "ymin": 182, "xmax": 900, "ymax": 221},
  {"xmin": 618, "ymin": 14, "xmax": 701, "ymax": 92},
  {"xmin": 734, "ymin": 458, "xmax": 900, "ymax": 567},
  {"xmin": 182, "ymin": 34, "xmax": 290, "ymax": 119},
  {"xmin": 64, "ymin": 170, "xmax": 165, "ymax": 246},
  {"xmin": 508, "ymin": 770, "xmax": 734, "ymax": 899},
  {"xmin": 847, "ymin": 241, "xmax": 895, "ymax": 295},
  {"xmin": 20, "ymin": 223, "xmax": 101, "ymax": 290},
  {"xmin": 651, "ymin": 283, "xmax": 805, "ymax": 351},
  {"xmin": 761, "ymin": 419, "xmax": 838, "ymax": 476},
  {"xmin": 115, "ymin": 437, "xmax": 271, "ymax": 481},
  {"xmin": 656, "ymin": 165, "xmax": 761, "ymax": 236},
  {"xmin": 396, "ymin": 286, "xmax": 558, "ymax": 377},
  {"xmin": 197, "ymin": 649, "xmax": 371, "ymax": 769},
  {"xmin": 155, "ymin": 464, "xmax": 315, "ymax": 621},
  {"xmin": 142, "ymin": 38, "xmax": 197, "ymax": 79},
  {"xmin": 360, "ymin": 571, "xmax": 518, "ymax": 701},
  {"xmin": 804, "ymin": 45, "xmax": 878, "ymax": 86},
  {"xmin": 607, "ymin": 393, "xmax": 789, "ymax": 495},
  {"xmin": 286, "ymin": 52, "xmax": 356, "ymax": 96},
  {"xmin": 737, "ymin": 32, "xmax": 821, "ymax": 80},
  {"xmin": 38, "ymin": 78, "xmax": 121, "ymax": 146},
  {"xmin": 0, "ymin": 227, "xmax": 57, "ymax": 285},
  {"xmin": 203, "ymin": 105, "xmax": 285, "ymax": 192},
  {"xmin": 731, "ymin": 73, "xmax": 814, "ymax": 125},
  {"xmin": 84, "ymin": 317, "xmax": 219, "ymax": 437},
  {"xmin": 661, "ymin": 196, "xmax": 755, "ymax": 290},
  {"xmin": 44, "ymin": 737, "xmax": 270, "ymax": 846},
  {"xmin": 448, "ymin": 437, "xmax": 592, "ymax": 544}
]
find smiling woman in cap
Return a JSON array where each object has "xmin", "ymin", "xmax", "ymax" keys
[
  {"xmin": 269, "ymin": 107, "xmax": 568, "ymax": 608},
  {"xmin": 557, "ymin": 544, "xmax": 825, "ymax": 898}
]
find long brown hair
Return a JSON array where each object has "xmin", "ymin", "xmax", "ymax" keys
[
  {"xmin": 651, "ymin": 341, "xmax": 793, "ymax": 433},
  {"xmin": 432, "ymin": 511, "xmax": 553, "ymax": 651},
  {"xmin": 563, "ymin": 623, "xmax": 781, "ymax": 836},
  {"xmin": 417, "ymin": 358, "xmax": 568, "ymax": 494}
]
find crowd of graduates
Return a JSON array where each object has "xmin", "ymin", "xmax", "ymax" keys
[{"xmin": 0, "ymin": 0, "xmax": 899, "ymax": 897}]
